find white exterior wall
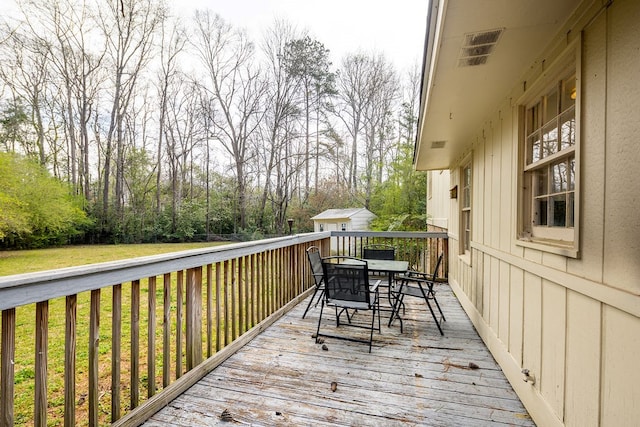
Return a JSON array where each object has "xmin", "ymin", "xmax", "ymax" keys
[
  {"xmin": 349, "ymin": 212, "xmax": 376, "ymax": 230},
  {"xmin": 426, "ymin": 170, "xmax": 450, "ymax": 230},
  {"xmin": 445, "ymin": 1, "xmax": 640, "ymax": 425}
]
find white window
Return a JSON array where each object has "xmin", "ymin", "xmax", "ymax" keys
[
  {"xmin": 519, "ymin": 60, "xmax": 578, "ymax": 255},
  {"xmin": 461, "ymin": 161, "xmax": 471, "ymax": 255}
]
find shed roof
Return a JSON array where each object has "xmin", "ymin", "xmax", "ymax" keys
[{"xmin": 310, "ymin": 208, "xmax": 376, "ymax": 221}]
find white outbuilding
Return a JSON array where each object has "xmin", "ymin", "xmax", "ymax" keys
[{"xmin": 311, "ymin": 208, "xmax": 376, "ymax": 233}]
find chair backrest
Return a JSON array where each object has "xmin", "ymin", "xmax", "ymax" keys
[
  {"xmin": 306, "ymin": 246, "xmax": 324, "ymax": 287},
  {"xmin": 362, "ymin": 244, "xmax": 395, "ymax": 260},
  {"xmin": 322, "ymin": 257, "xmax": 371, "ymax": 306}
]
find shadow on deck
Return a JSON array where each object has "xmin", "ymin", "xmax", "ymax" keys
[{"xmin": 142, "ymin": 284, "xmax": 535, "ymax": 426}]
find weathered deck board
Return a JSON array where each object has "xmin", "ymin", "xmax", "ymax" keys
[{"xmin": 143, "ymin": 284, "xmax": 535, "ymax": 426}]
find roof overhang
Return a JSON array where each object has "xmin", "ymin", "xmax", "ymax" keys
[{"xmin": 415, "ymin": 0, "xmax": 583, "ymax": 171}]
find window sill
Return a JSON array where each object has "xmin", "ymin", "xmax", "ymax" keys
[
  {"xmin": 458, "ymin": 252, "xmax": 471, "ymax": 266},
  {"xmin": 516, "ymin": 237, "xmax": 579, "ymax": 258}
]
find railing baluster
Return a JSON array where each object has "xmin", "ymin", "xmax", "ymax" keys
[
  {"xmin": 244, "ymin": 255, "xmax": 250, "ymax": 331},
  {"xmin": 176, "ymin": 271, "xmax": 183, "ymax": 378},
  {"xmin": 249, "ymin": 253, "xmax": 256, "ymax": 328},
  {"xmin": 1, "ymin": 308, "xmax": 16, "ymax": 427},
  {"xmin": 148, "ymin": 276, "xmax": 157, "ymax": 398},
  {"xmin": 64, "ymin": 295, "xmax": 76, "ymax": 427},
  {"xmin": 277, "ymin": 248, "xmax": 283, "ymax": 310},
  {"xmin": 264, "ymin": 250, "xmax": 275, "ymax": 317},
  {"xmin": 215, "ymin": 262, "xmax": 222, "ymax": 352},
  {"xmin": 231, "ymin": 258, "xmax": 238, "ymax": 341},
  {"xmin": 34, "ymin": 301, "xmax": 48, "ymax": 427},
  {"xmin": 162, "ymin": 273, "xmax": 171, "ymax": 388},
  {"xmin": 185, "ymin": 267, "xmax": 202, "ymax": 370},
  {"xmin": 258, "ymin": 253, "xmax": 264, "ymax": 322},
  {"xmin": 131, "ymin": 280, "xmax": 140, "ymax": 409},
  {"xmin": 223, "ymin": 260, "xmax": 230, "ymax": 347},
  {"xmin": 89, "ymin": 290, "xmax": 100, "ymax": 426},
  {"xmin": 238, "ymin": 257, "xmax": 245, "ymax": 335},
  {"xmin": 112, "ymin": 284, "xmax": 122, "ymax": 422},
  {"xmin": 206, "ymin": 264, "xmax": 213, "ymax": 358}
]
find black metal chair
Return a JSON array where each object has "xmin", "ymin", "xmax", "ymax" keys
[
  {"xmin": 362, "ymin": 244, "xmax": 395, "ymax": 260},
  {"xmin": 315, "ymin": 257, "xmax": 381, "ymax": 352},
  {"xmin": 362, "ymin": 244, "xmax": 396, "ymax": 304},
  {"xmin": 389, "ymin": 253, "xmax": 446, "ymax": 335},
  {"xmin": 302, "ymin": 246, "xmax": 325, "ymax": 319}
]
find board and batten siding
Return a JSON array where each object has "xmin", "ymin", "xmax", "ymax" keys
[{"xmin": 446, "ymin": 0, "xmax": 640, "ymax": 425}]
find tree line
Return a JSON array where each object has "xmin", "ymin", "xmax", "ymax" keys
[{"xmin": 0, "ymin": 0, "xmax": 425, "ymax": 249}]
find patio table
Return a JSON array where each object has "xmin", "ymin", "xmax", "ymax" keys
[{"xmin": 343, "ymin": 258, "xmax": 408, "ymax": 308}]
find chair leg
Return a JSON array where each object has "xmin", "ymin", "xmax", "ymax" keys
[
  {"xmin": 302, "ymin": 286, "xmax": 322, "ymax": 319},
  {"xmin": 376, "ymin": 295, "xmax": 381, "ymax": 332},
  {"xmin": 425, "ymin": 299, "xmax": 444, "ymax": 336},
  {"xmin": 388, "ymin": 293, "xmax": 404, "ymax": 333},
  {"xmin": 368, "ymin": 298, "xmax": 379, "ymax": 353},
  {"xmin": 315, "ymin": 300, "xmax": 326, "ymax": 343},
  {"xmin": 419, "ymin": 285, "xmax": 444, "ymax": 336},
  {"xmin": 429, "ymin": 287, "xmax": 446, "ymax": 322}
]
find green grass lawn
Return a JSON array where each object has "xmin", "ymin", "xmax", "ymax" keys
[
  {"xmin": 0, "ymin": 242, "xmax": 227, "ymax": 276},
  {"xmin": 1, "ymin": 242, "xmax": 230, "ymax": 426}
]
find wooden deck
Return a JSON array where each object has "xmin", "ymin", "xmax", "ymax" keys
[{"xmin": 142, "ymin": 284, "xmax": 535, "ymax": 426}]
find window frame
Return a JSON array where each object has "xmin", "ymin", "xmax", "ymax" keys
[
  {"xmin": 459, "ymin": 157, "xmax": 472, "ymax": 262},
  {"xmin": 516, "ymin": 39, "xmax": 581, "ymax": 258}
]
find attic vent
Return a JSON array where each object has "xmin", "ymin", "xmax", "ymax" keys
[
  {"xmin": 431, "ymin": 140, "xmax": 446, "ymax": 149},
  {"xmin": 458, "ymin": 28, "xmax": 504, "ymax": 67}
]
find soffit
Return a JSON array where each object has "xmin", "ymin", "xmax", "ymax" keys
[{"xmin": 415, "ymin": 0, "xmax": 583, "ymax": 171}]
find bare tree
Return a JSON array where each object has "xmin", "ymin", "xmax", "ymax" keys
[
  {"xmin": 0, "ymin": 26, "xmax": 50, "ymax": 165},
  {"xmin": 96, "ymin": 0, "xmax": 164, "ymax": 221},
  {"xmin": 192, "ymin": 10, "xmax": 266, "ymax": 230},
  {"xmin": 155, "ymin": 17, "xmax": 186, "ymax": 215},
  {"xmin": 20, "ymin": 0, "xmax": 106, "ymax": 199},
  {"xmin": 334, "ymin": 53, "xmax": 374, "ymax": 192},
  {"xmin": 254, "ymin": 19, "xmax": 303, "ymax": 232},
  {"xmin": 164, "ymin": 77, "xmax": 205, "ymax": 233},
  {"xmin": 399, "ymin": 64, "xmax": 421, "ymax": 145},
  {"xmin": 362, "ymin": 53, "xmax": 398, "ymax": 206},
  {"xmin": 332, "ymin": 52, "xmax": 399, "ymax": 207}
]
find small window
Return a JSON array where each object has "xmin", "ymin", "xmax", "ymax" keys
[
  {"xmin": 461, "ymin": 161, "xmax": 472, "ymax": 255},
  {"xmin": 319, "ymin": 224, "xmax": 324, "ymax": 232},
  {"xmin": 519, "ymin": 62, "xmax": 578, "ymax": 254},
  {"xmin": 341, "ymin": 223, "xmax": 347, "ymax": 231}
]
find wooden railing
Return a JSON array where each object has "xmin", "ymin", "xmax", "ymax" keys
[
  {"xmin": 0, "ymin": 231, "xmax": 446, "ymax": 426},
  {"xmin": 331, "ymin": 231, "xmax": 449, "ymax": 278}
]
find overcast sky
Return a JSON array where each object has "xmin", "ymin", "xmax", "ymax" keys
[
  {"xmin": 0, "ymin": 0, "xmax": 429, "ymax": 73},
  {"xmin": 178, "ymin": 0, "xmax": 428, "ymax": 73}
]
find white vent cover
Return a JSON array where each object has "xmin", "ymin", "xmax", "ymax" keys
[{"xmin": 458, "ymin": 28, "xmax": 504, "ymax": 67}]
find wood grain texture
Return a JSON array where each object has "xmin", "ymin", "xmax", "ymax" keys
[
  {"xmin": 34, "ymin": 301, "xmax": 48, "ymax": 427},
  {"xmin": 1, "ymin": 309, "xmax": 15, "ymax": 427},
  {"xmin": 64, "ymin": 295, "xmax": 76, "ymax": 427},
  {"xmin": 142, "ymin": 284, "xmax": 534, "ymax": 426},
  {"xmin": 89, "ymin": 290, "xmax": 100, "ymax": 426},
  {"xmin": 147, "ymin": 276, "xmax": 157, "ymax": 398},
  {"xmin": 131, "ymin": 280, "xmax": 141, "ymax": 409},
  {"xmin": 111, "ymin": 284, "xmax": 122, "ymax": 422}
]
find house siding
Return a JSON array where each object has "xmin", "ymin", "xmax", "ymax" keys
[
  {"xmin": 446, "ymin": 1, "xmax": 640, "ymax": 425},
  {"xmin": 426, "ymin": 170, "xmax": 450, "ymax": 230}
]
